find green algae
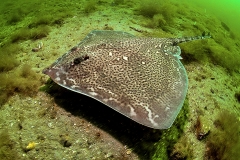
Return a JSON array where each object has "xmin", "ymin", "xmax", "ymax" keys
[
  {"xmin": 83, "ymin": 0, "xmax": 97, "ymax": 14},
  {"xmin": 0, "ymin": 44, "xmax": 20, "ymax": 72},
  {"xmin": 7, "ymin": 12, "xmax": 23, "ymax": 25},
  {"xmin": 151, "ymin": 98, "xmax": 189, "ymax": 159},
  {"xmin": 180, "ymin": 39, "xmax": 211, "ymax": 64},
  {"xmin": 171, "ymin": 135, "xmax": 194, "ymax": 159},
  {"xmin": 208, "ymin": 42, "xmax": 240, "ymax": 72},
  {"xmin": 0, "ymin": 64, "xmax": 41, "ymax": 105},
  {"xmin": 0, "ymin": 41, "xmax": 42, "ymax": 105},
  {"xmin": 0, "ymin": 0, "xmax": 73, "ymax": 45},
  {"xmin": 113, "ymin": 0, "xmax": 125, "ymax": 5},
  {"xmin": 144, "ymin": 14, "xmax": 167, "ymax": 29},
  {"xmin": 135, "ymin": 0, "xmax": 162, "ymax": 18},
  {"xmin": 0, "ymin": 0, "xmax": 76, "ymax": 105},
  {"xmin": 29, "ymin": 9, "xmax": 72, "ymax": 28},
  {"xmin": 235, "ymin": 92, "xmax": 240, "ymax": 103},
  {"xmin": 0, "ymin": 129, "xmax": 21, "ymax": 160},
  {"xmin": 205, "ymin": 110, "xmax": 240, "ymax": 160},
  {"xmin": 134, "ymin": 0, "xmax": 177, "ymax": 31},
  {"xmin": 10, "ymin": 26, "xmax": 50, "ymax": 43},
  {"xmin": 134, "ymin": 0, "xmax": 240, "ymax": 73}
]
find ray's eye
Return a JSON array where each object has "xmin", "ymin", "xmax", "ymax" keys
[
  {"xmin": 73, "ymin": 55, "xmax": 89, "ymax": 65},
  {"xmin": 83, "ymin": 55, "xmax": 89, "ymax": 60},
  {"xmin": 73, "ymin": 58, "xmax": 81, "ymax": 64}
]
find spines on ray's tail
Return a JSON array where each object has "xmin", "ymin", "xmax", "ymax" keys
[{"xmin": 173, "ymin": 31, "xmax": 211, "ymax": 45}]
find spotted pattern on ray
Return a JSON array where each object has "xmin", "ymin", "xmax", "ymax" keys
[{"xmin": 43, "ymin": 30, "xmax": 210, "ymax": 129}]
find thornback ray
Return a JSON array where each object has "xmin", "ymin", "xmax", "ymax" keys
[{"xmin": 43, "ymin": 30, "xmax": 210, "ymax": 129}]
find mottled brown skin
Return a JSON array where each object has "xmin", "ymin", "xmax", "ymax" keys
[{"xmin": 43, "ymin": 30, "xmax": 210, "ymax": 129}]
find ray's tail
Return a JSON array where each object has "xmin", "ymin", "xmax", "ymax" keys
[{"xmin": 173, "ymin": 31, "xmax": 211, "ymax": 45}]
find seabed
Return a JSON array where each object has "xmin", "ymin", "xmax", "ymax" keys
[{"xmin": 0, "ymin": 0, "xmax": 239, "ymax": 159}]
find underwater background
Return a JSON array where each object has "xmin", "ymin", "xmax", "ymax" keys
[{"xmin": 0, "ymin": 0, "xmax": 239, "ymax": 159}]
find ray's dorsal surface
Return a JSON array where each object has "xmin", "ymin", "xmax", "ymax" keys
[{"xmin": 43, "ymin": 30, "xmax": 210, "ymax": 129}]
